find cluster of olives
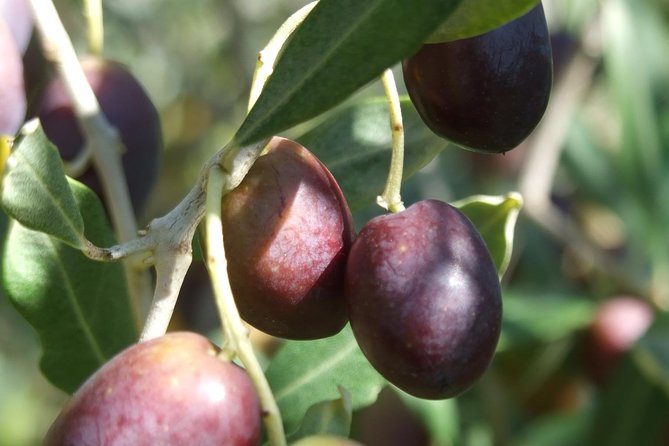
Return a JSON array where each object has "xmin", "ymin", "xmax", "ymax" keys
[{"xmin": 41, "ymin": 3, "xmax": 553, "ymax": 444}]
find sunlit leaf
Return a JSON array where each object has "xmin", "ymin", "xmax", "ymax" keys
[
  {"xmin": 1, "ymin": 178, "xmax": 136, "ymax": 394},
  {"xmin": 0, "ymin": 121, "xmax": 84, "ymax": 249},
  {"xmin": 452, "ymin": 192, "xmax": 523, "ymax": 278}
]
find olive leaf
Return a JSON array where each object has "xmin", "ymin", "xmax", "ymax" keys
[
  {"xmin": 1, "ymin": 120, "xmax": 86, "ymax": 250},
  {"xmin": 427, "ymin": 0, "xmax": 540, "ymax": 42},
  {"xmin": 498, "ymin": 291, "xmax": 595, "ymax": 352},
  {"xmin": 288, "ymin": 387, "xmax": 353, "ymax": 441},
  {"xmin": 452, "ymin": 192, "xmax": 523, "ymax": 278},
  {"xmin": 265, "ymin": 325, "xmax": 385, "ymax": 434},
  {"xmin": 1, "ymin": 178, "xmax": 136, "ymax": 394}
]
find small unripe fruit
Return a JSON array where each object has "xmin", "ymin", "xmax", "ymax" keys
[
  {"xmin": 222, "ymin": 136, "xmax": 354, "ymax": 340},
  {"xmin": 346, "ymin": 200, "xmax": 502, "ymax": 399},
  {"xmin": 43, "ymin": 332, "xmax": 261, "ymax": 446}
]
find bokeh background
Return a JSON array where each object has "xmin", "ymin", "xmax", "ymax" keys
[{"xmin": 3, "ymin": 0, "xmax": 669, "ymax": 444}]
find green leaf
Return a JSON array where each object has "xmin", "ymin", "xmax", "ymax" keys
[
  {"xmin": 585, "ymin": 352, "xmax": 669, "ymax": 445},
  {"xmin": 396, "ymin": 389, "xmax": 460, "ymax": 446},
  {"xmin": 1, "ymin": 121, "xmax": 85, "ymax": 249},
  {"xmin": 297, "ymin": 96, "xmax": 448, "ymax": 211},
  {"xmin": 601, "ymin": 0, "xmax": 664, "ymax": 197},
  {"xmin": 427, "ymin": 0, "xmax": 540, "ymax": 42},
  {"xmin": 1, "ymin": 178, "xmax": 137, "ymax": 394},
  {"xmin": 266, "ymin": 325, "xmax": 385, "ymax": 435},
  {"xmin": 452, "ymin": 193, "xmax": 523, "ymax": 278},
  {"xmin": 233, "ymin": 0, "xmax": 463, "ymax": 146},
  {"xmin": 498, "ymin": 291, "xmax": 595, "ymax": 352},
  {"xmin": 585, "ymin": 314, "xmax": 669, "ymax": 444},
  {"xmin": 289, "ymin": 387, "xmax": 353, "ymax": 442},
  {"xmin": 633, "ymin": 312, "xmax": 669, "ymax": 396},
  {"xmin": 514, "ymin": 412, "xmax": 589, "ymax": 446}
]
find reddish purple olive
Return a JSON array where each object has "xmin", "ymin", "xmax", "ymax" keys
[
  {"xmin": 346, "ymin": 200, "xmax": 502, "ymax": 399},
  {"xmin": 43, "ymin": 332, "xmax": 262, "ymax": 446},
  {"xmin": 38, "ymin": 56, "xmax": 161, "ymax": 214},
  {"xmin": 402, "ymin": 4, "xmax": 553, "ymax": 153},
  {"xmin": 221, "ymin": 136, "xmax": 354, "ymax": 340}
]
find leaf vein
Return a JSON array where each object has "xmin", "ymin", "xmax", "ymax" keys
[
  {"xmin": 45, "ymin": 236, "xmax": 106, "ymax": 364},
  {"xmin": 274, "ymin": 338, "xmax": 359, "ymax": 402}
]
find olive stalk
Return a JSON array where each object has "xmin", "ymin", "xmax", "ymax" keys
[
  {"xmin": 205, "ymin": 166, "xmax": 287, "ymax": 446},
  {"xmin": 28, "ymin": 0, "xmax": 152, "ymax": 328},
  {"xmin": 84, "ymin": 0, "xmax": 104, "ymax": 56},
  {"xmin": 377, "ymin": 68, "xmax": 406, "ymax": 213}
]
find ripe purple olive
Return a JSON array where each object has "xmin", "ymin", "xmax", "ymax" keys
[
  {"xmin": 38, "ymin": 57, "xmax": 161, "ymax": 214},
  {"xmin": 402, "ymin": 4, "xmax": 553, "ymax": 153},
  {"xmin": 0, "ymin": 17, "xmax": 26, "ymax": 135},
  {"xmin": 221, "ymin": 136, "xmax": 354, "ymax": 340},
  {"xmin": 43, "ymin": 332, "xmax": 262, "ymax": 446},
  {"xmin": 346, "ymin": 200, "xmax": 502, "ymax": 399}
]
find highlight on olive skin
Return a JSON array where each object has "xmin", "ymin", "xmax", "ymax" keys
[
  {"xmin": 345, "ymin": 200, "xmax": 502, "ymax": 399},
  {"xmin": 402, "ymin": 4, "xmax": 553, "ymax": 153}
]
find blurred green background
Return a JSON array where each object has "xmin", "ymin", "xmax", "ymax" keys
[{"xmin": 4, "ymin": 0, "xmax": 669, "ymax": 444}]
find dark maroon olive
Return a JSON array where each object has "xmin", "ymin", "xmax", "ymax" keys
[
  {"xmin": 346, "ymin": 200, "xmax": 502, "ymax": 399},
  {"xmin": 0, "ymin": 17, "xmax": 26, "ymax": 135},
  {"xmin": 221, "ymin": 136, "xmax": 354, "ymax": 340},
  {"xmin": 38, "ymin": 57, "xmax": 161, "ymax": 214},
  {"xmin": 402, "ymin": 4, "xmax": 553, "ymax": 153},
  {"xmin": 43, "ymin": 332, "xmax": 262, "ymax": 446}
]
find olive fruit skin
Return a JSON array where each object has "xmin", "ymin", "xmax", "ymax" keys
[
  {"xmin": 43, "ymin": 332, "xmax": 262, "ymax": 446},
  {"xmin": 346, "ymin": 200, "xmax": 502, "ymax": 399},
  {"xmin": 0, "ymin": 17, "xmax": 26, "ymax": 135},
  {"xmin": 402, "ymin": 4, "xmax": 553, "ymax": 153},
  {"xmin": 38, "ymin": 57, "xmax": 161, "ymax": 214},
  {"xmin": 0, "ymin": 0, "xmax": 33, "ymax": 54},
  {"xmin": 222, "ymin": 136, "xmax": 354, "ymax": 340}
]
